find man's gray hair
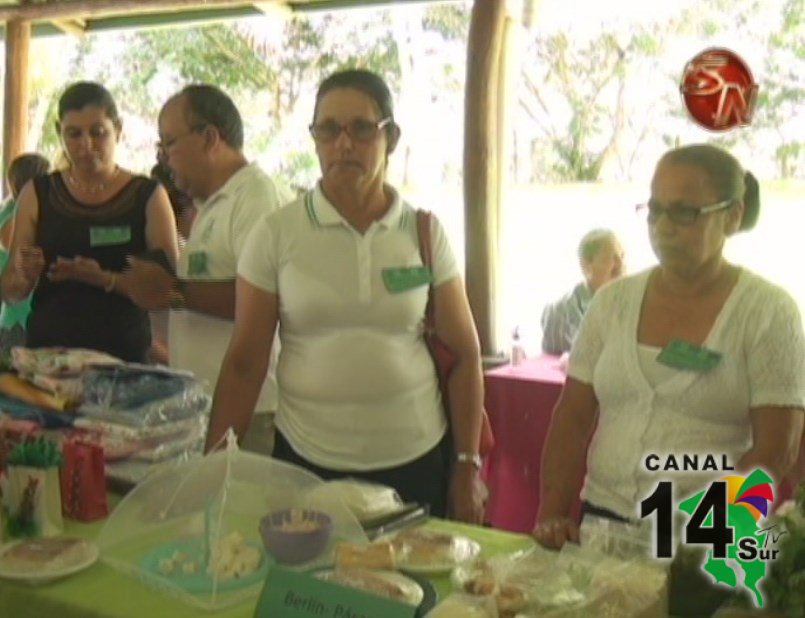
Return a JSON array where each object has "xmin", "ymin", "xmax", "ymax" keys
[{"xmin": 577, "ymin": 228, "xmax": 618, "ymax": 264}]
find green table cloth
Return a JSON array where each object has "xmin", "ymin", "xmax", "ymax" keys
[{"xmin": 0, "ymin": 508, "xmax": 534, "ymax": 617}]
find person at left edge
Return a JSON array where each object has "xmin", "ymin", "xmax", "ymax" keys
[
  {"xmin": 0, "ymin": 153, "xmax": 50, "ymax": 366},
  {"xmin": 1, "ymin": 82, "xmax": 179, "ymax": 363}
]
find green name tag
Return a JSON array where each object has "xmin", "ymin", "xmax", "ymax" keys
[
  {"xmin": 254, "ymin": 565, "xmax": 415, "ymax": 618},
  {"xmin": 187, "ymin": 251, "xmax": 209, "ymax": 276},
  {"xmin": 656, "ymin": 339, "xmax": 722, "ymax": 372},
  {"xmin": 382, "ymin": 266, "xmax": 433, "ymax": 293},
  {"xmin": 89, "ymin": 225, "xmax": 131, "ymax": 247}
]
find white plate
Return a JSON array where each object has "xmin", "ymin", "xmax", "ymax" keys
[
  {"xmin": 385, "ymin": 528, "xmax": 481, "ymax": 575},
  {"xmin": 0, "ymin": 537, "xmax": 99, "ymax": 584},
  {"xmin": 315, "ymin": 568, "xmax": 425, "ymax": 606}
]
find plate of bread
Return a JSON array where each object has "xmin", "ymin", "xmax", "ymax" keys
[{"xmin": 0, "ymin": 537, "xmax": 99, "ymax": 584}]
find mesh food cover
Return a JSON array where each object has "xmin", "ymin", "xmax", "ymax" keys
[{"xmin": 97, "ymin": 432, "xmax": 367, "ymax": 610}]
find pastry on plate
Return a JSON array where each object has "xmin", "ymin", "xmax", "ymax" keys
[
  {"xmin": 317, "ymin": 568, "xmax": 424, "ymax": 606},
  {"xmin": 335, "ymin": 541, "xmax": 396, "ymax": 570},
  {"xmin": 391, "ymin": 528, "xmax": 457, "ymax": 562}
]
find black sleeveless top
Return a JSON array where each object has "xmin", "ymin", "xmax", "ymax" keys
[{"xmin": 27, "ymin": 173, "xmax": 157, "ymax": 362}]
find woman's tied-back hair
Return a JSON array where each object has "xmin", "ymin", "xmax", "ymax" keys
[
  {"xmin": 7, "ymin": 153, "xmax": 50, "ymax": 198},
  {"xmin": 578, "ymin": 228, "xmax": 618, "ymax": 264},
  {"xmin": 179, "ymin": 84, "xmax": 244, "ymax": 150},
  {"xmin": 659, "ymin": 143, "xmax": 760, "ymax": 232},
  {"xmin": 313, "ymin": 69, "xmax": 397, "ymax": 139},
  {"xmin": 150, "ymin": 162, "xmax": 192, "ymax": 221},
  {"xmin": 58, "ymin": 81, "xmax": 122, "ymax": 131}
]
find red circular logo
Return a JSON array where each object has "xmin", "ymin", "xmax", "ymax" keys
[{"xmin": 680, "ymin": 47, "xmax": 758, "ymax": 132}]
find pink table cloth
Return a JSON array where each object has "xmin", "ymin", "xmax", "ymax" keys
[{"xmin": 483, "ymin": 354, "xmax": 570, "ymax": 533}]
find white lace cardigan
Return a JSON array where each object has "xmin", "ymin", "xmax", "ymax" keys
[{"xmin": 567, "ymin": 268, "xmax": 805, "ymax": 519}]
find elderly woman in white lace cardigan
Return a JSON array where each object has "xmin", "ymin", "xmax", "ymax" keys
[{"xmin": 533, "ymin": 144, "xmax": 805, "ymax": 551}]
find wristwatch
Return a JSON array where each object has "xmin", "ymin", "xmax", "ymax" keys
[{"xmin": 455, "ymin": 451, "xmax": 482, "ymax": 470}]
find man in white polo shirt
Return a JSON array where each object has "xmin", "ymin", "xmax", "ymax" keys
[{"xmin": 124, "ymin": 84, "xmax": 292, "ymax": 452}]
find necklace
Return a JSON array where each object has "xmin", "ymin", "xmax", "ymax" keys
[{"xmin": 67, "ymin": 166, "xmax": 120, "ymax": 195}]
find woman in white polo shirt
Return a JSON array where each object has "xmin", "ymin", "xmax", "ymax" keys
[
  {"xmin": 533, "ymin": 144, "xmax": 805, "ymax": 615},
  {"xmin": 205, "ymin": 69, "xmax": 486, "ymax": 523}
]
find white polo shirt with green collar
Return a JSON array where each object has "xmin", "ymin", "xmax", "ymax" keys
[
  {"xmin": 237, "ymin": 184, "xmax": 458, "ymax": 470},
  {"xmin": 169, "ymin": 162, "xmax": 293, "ymax": 412}
]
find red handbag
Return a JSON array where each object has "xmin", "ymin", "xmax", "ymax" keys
[
  {"xmin": 416, "ymin": 210, "xmax": 495, "ymax": 456},
  {"xmin": 59, "ymin": 440, "xmax": 108, "ymax": 522}
]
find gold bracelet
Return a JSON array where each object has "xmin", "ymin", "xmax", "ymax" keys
[{"xmin": 104, "ymin": 272, "xmax": 117, "ymax": 293}]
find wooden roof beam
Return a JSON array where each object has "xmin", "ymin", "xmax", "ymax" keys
[
  {"xmin": 50, "ymin": 18, "xmax": 87, "ymax": 37},
  {"xmin": 0, "ymin": 0, "xmax": 279, "ymax": 23}
]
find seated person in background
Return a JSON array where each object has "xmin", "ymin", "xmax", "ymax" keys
[
  {"xmin": 533, "ymin": 144, "xmax": 805, "ymax": 616},
  {"xmin": 540, "ymin": 228, "xmax": 624, "ymax": 354},
  {"xmin": 0, "ymin": 154, "xmax": 51, "ymax": 365}
]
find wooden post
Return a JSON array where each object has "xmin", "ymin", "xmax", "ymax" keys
[
  {"xmin": 3, "ymin": 19, "xmax": 31, "ymax": 196},
  {"xmin": 464, "ymin": 0, "xmax": 506, "ymax": 355}
]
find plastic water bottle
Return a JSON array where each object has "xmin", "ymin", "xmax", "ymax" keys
[{"xmin": 511, "ymin": 327, "xmax": 526, "ymax": 366}]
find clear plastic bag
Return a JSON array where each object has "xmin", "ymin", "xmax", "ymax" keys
[
  {"xmin": 79, "ymin": 364, "xmax": 210, "ymax": 427},
  {"xmin": 97, "ymin": 433, "xmax": 367, "ymax": 611},
  {"xmin": 306, "ymin": 478, "xmax": 405, "ymax": 523},
  {"xmin": 11, "ymin": 347, "xmax": 121, "ymax": 376},
  {"xmin": 426, "ymin": 592, "xmax": 499, "ymax": 617},
  {"xmin": 451, "ymin": 531, "xmax": 668, "ymax": 618},
  {"xmin": 578, "ymin": 514, "xmax": 654, "ymax": 560}
]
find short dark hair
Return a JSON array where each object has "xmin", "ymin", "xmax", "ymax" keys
[
  {"xmin": 313, "ymin": 69, "xmax": 396, "ymax": 139},
  {"xmin": 58, "ymin": 81, "xmax": 121, "ymax": 131},
  {"xmin": 578, "ymin": 228, "xmax": 618, "ymax": 263},
  {"xmin": 178, "ymin": 84, "xmax": 244, "ymax": 150},
  {"xmin": 7, "ymin": 153, "xmax": 50, "ymax": 198},
  {"xmin": 659, "ymin": 144, "xmax": 760, "ymax": 232}
]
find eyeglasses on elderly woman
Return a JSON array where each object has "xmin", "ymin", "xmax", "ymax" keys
[
  {"xmin": 309, "ymin": 117, "xmax": 392, "ymax": 143},
  {"xmin": 635, "ymin": 198, "xmax": 735, "ymax": 226}
]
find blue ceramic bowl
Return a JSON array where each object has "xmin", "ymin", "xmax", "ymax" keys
[{"xmin": 258, "ymin": 509, "xmax": 333, "ymax": 565}]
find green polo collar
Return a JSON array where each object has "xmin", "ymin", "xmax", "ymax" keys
[{"xmin": 306, "ymin": 183, "xmax": 406, "ymax": 230}]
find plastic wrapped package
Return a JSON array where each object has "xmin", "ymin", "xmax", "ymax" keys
[
  {"xmin": 305, "ymin": 478, "xmax": 405, "ymax": 523},
  {"xmin": 426, "ymin": 593, "xmax": 499, "ymax": 617},
  {"xmin": 11, "ymin": 347, "xmax": 122, "ymax": 376},
  {"xmin": 452, "ymin": 537, "xmax": 668, "ymax": 618},
  {"xmin": 555, "ymin": 545, "xmax": 667, "ymax": 617},
  {"xmin": 74, "ymin": 417, "xmax": 205, "ymax": 441},
  {"xmin": 578, "ymin": 515, "xmax": 653, "ymax": 560},
  {"xmin": 71, "ymin": 416, "xmax": 207, "ymax": 462},
  {"xmin": 79, "ymin": 365, "xmax": 210, "ymax": 427},
  {"xmin": 97, "ymin": 433, "xmax": 367, "ymax": 611}
]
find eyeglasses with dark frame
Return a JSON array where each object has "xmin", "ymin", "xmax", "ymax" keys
[
  {"xmin": 635, "ymin": 198, "xmax": 735, "ymax": 226},
  {"xmin": 309, "ymin": 117, "xmax": 392, "ymax": 143},
  {"xmin": 156, "ymin": 124, "xmax": 207, "ymax": 155}
]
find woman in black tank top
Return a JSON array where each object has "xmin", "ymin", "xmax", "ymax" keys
[{"xmin": 0, "ymin": 82, "xmax": 179, "ymax": 363}]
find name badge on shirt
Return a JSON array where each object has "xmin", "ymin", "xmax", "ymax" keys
[
  {"xmin": 656, "ymin": 339, "xmax": 722, "ymax": 372},
  {"xmin": 382, "ymin": 266, "xmax": 433, "ymax": 293},
  {"xmin": 89, "ymin": 225, "xmax": 131, "ymax": 247},
  {"xmin": 188, "ymin": 251, "xmax": 209, "ymax": 276}
]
